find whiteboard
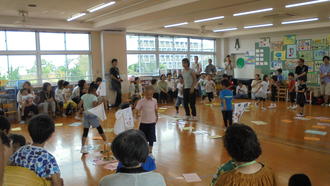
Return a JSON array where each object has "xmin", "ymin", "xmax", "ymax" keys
[{"xmin": 234, "ymin": 54, "xmax": 255, "ymax": 79}]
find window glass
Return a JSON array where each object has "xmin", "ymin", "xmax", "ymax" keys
[
  {"xmin": 190, "ymin": 54, "xmax": 215, "ymax": 71},
  {"xmin": 174, "ymin": 37, "xmax": 188, "ymax": 51},
  {"xmin": 41, "ymin": 55, "xmax": 66, "ymax": 83},
  {"xmin": 159, "ymin": 54, "xmax": 186, "ymax": 71},
  {"xmin": 127, "ymin": 54, "xmax": 157, "ymax": 75},
  {"xmin": 7, "ymin": 55, "xmax": 37, "ymax": 81},
  {"xmin": 159, "ymin": 36, "xmax": 173, "ymax": 51},
  {"xmin": 126, "ymin": 35, "xmax": 139, "ymax": 50},
  {"xmin": 189, "ymin": 38, "xmax": 202, "ymax": 52},
  {"xmin": 6, "ymin": 31, "xmax": 36, "ymax": 50},
  {"xmin": 0, "ymin": 56, "xmax": 8, "ymax": 79},
  {"xmin": 66, "ymin": 33, "xmax": 90, "ymax": 51},
  {"xmin": 0, "ymin": 31, "xmax": 5, "ymax": 50},
  {"xmin": 138, "ymin": 36, "xmax": 156, "ymax": 51},
  {"xmin": 66, "ymin": 55, "xmax": 91, "ymax": 82},
  {"xmin": 202, "ymin": 39, "xmax": 215, "ymax": 52},
  {"xmin": 40, "ymin": 33, "xmax": 65, "ymax": 51}
]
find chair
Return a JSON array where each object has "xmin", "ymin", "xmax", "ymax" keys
[
  {"xmin": 4, "ymin": 166, "xmax": 51, "ymax": 186},
  {"xmin": 277, "ymin": 85, "xmax": 287, "ymax": 101},
  {"xmin": 1, "ymin": 103, "xmax": 17, "ymax": 121}
]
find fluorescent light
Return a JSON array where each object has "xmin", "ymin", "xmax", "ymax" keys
[
  {"xmin": 213, "ymin": 27, "xmax": 238, "ymax": 32},
  {"xmin": 67, "ymin": 13, "xmax": 86, "ymax": 21},
  {"xmin": 244, "ymin": 23, "xmax": 273, "ymax": 29},
  {"xmin": 285, "ymin": 0, "xmax": 330, "ymax": 8},
  {"xmin": 164, "ymin": 22, "xmax": 188, "ymax": 28},
  {"xmin": 282, "ymin": 17, "xmax": 319, "ymax": 24},
  {"xmin": 233, "ymin": 8, "xmax": 273, "ymax": 16},
  {"xmin": 194, "ymin": 16, "xmax": 224, "ymax": 23},
  {"xmin": 88, "ymin": 1, "xmax": 116, "ymax": 13}
]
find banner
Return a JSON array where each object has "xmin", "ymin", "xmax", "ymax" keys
[{"xmin": 233, "ymin": 102, "xmax": 251, "ymax": 123}]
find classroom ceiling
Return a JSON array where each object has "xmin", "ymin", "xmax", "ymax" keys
[{"xmin": 0, "ymin": 0, "xmax": 330, "ymax": 37}]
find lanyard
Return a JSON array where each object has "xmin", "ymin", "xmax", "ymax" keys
[{"xmin": 235, "ymin": 160, "xmax": 257, "ymax": 169}]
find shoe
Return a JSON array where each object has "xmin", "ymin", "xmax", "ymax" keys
[
  {"xmin": 268, "ymin": 105, "xmax": 274, "ymax": 109},
  {"xmin": 184, "ymin": 116, "xmax": 191, "ymax": 120},
  {"xmin": 19, "ymin": 120, "xmax": 25, "ymax": 124},
  {"xmin": 191, "ymin": 116, "xmax": 198, "ymax": 121},
  {"xmin": 296, "ymin": 113, "xmax": 304, "ymax": 117},
  {"xmin": 291, "ymin": 105, "xmax": 297, "ymax": 109},
  {"xmin": 80, "ymin": 146, "xmax": 88, "ymax": 154},
  {"xmin": 287, "ymin": 106, "xmax": 292, "ymax": 110},
  {"xmin": 261, "ymin": 107, "xmax": 267, "ymax": 110},
  {"xmin": 75, "ymin": 116, "xmax": 81, "ymax": 120}
]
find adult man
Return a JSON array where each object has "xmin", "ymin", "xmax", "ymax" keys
[
  {"xmin": 110, "ymin": 59, "xmax": 123, "ymax": 107},
  {"xmin": 191, "ymin": 56, "xmax": 202, "ymax": 75},
  {"xmin": 204, "ymin": 59, "xmax": 217, "ymax": 75},
  {"xmin": 320, "ymin": 56, "xmax": 330, "ymax": 106},
  {"xmin": 295, "ymin": 58, "xmax": 308, "ymax": 82}
]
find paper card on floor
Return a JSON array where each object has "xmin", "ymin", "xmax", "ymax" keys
[
  {"xmin": 282, "ymin": 119, "xmax": 293, "ymax": 123},
  {"xmin": 208, "ymin": 135, "xmax": 222, "ymax": 139},
  {"xmin": 317, "ymin": 122, "xmax": 330, "ymax": 127},
  {"xmin": 205, "ymin": 104, "xmax": 211, "ymax": 106},
  {"xmin": 213, "ymin": 103, "xmax": 220, "ymax": 106},
  {"xmin": 304, "ymin": 137, "xmax": 320, "ymax": 141},
  {"xmin": 93, "ymin": 136, "xmax": 103, "ymax": 140},
  {"xmin": 251, "ymin": 121, "xmax": 267, "ymax": 125},
  {"xmin": 305, "ymin": 130, "xmax": 327, "ymax": 136},
  {"xmin": 11, "ymin": 127, "xmax": 22, "ymax": 131},
  {"xmin": 103, "ymin": 128, "xmax": 114, "ymax": 133},
  {"xmin": 55, "ymin": 123, "xmax": 63, "ymax": 127},
  {"xmin": 312, "ymin": 125, "xmax": 326, "ymax": 129},
  {"xmin": 294, "ymin": 117, "xmax": 310, "ymax": 120},
  {"xmin": 69, "ymin": 122, "xmax": 82, "ymax": 127},
  {"xmin": 103, "ymin": 162, "xmax": 119, "ymax": 171},
  {"xmin": 314, "ymin": 116, "xmax": 330, "ymax": 120},
  {"xmin": 157, "ymin": 110, "xmax": 166, "ymax": 113},
  {"xmin": 193, "ymin": 130, "xmax": 208, "ymax": 135},
  {"xmin": 182, "ymin": 127, "xmax": 194, "ymax": 131},
  {"xmin": 88, "ymin": 103, "xmax": 107, "ymax": 121},
  {"xmin": 182, "ymin": 173, "xmax": 202, "ymax": 183},
  {"xmin": 159, "ymin": 107, "xmax": 168, "ymax": 110}
]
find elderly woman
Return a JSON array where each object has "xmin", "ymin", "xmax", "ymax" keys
[
  {"xmin": 211, "ymin": 124, "xmax": 275, "ymax": 186},
  {"xmin": 16, "ymin": 81, "xmax": 38, "ymax": 123},
  {"xmin": 99, "ymin": 129, "xmax": 166, "ymax": 186}
]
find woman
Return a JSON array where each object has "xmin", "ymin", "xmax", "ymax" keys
[
  {"xmin": 211, "ymin": 124, "xmax": 275, "ymax": 186},
  {"xmin": 182, "ymin": 58, "xmax": 197, "ymax": 120},
  {"xmin": 16, "ymin": 81, "xmax": 38, "ymax": 123},
  {"xmin": 158, "ymin": 74, "xmax": 168, "ymax": 104},
  {"xmin": 99, "ymin": 129, "xmax": 166, "ymax": 186},
  {"xmin": 39, "ymin": 83, "xmax": 56, "ymax": 117},
  {"xmin": 224, "ymin": 55, "xmax": 234, "ymax": 79},
  {"xmin": 251, "ymin": 74, "xmax": 262, "ymax": 100}
]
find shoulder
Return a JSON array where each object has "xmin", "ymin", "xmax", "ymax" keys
[{"xmin": 152, "ymin": 98, "xmax": 157, "ymax": 103}]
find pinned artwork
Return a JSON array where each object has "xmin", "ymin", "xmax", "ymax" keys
[
  {"xmin": 258, "ymin": 37, "xmax": 270, "ymax": 48},
  {"xmin": 286, "ymin": 45, "xmax": 297, "ymax": 59},
  {"xmin": 270, "ymin": 60, "xmax": 283, "ymax": 70},
  {"xmin": 297, "ymin": 39, "xmax": 312, "ymax": 51},
  {"xmin": 273, "ymin": 51, "xmax": 286, "ymax": 60},
  {"xmin": 298, "ymin": 51, "xmax": 313, "ymax": 61},
  {"xmin": 271, "ymin": 41, "xmax": 283, "ymax": 51},
  {"xmin": 244, "ymin": 56, "xmax": 256, "ymax": 65},
  {"xmin": 327, "ymin": 34, "xmax": 330, "ymax": 45},
  {"xmin": 283, "ymin": 35, "xmax": 296, "ymax": 45},
  {"xmin": 312, "ymin": 39, "xmax": 327, "ymax": 50},
  {"xmin": 314, "ymin": 49, "xmax": 328, "ymax": 61}
]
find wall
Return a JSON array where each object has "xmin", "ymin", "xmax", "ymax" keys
[{"xmin": 91, "ymin": 31, "xmax": 102, "ymax": 78}]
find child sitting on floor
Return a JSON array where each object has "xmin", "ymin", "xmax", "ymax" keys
[
  {"xmin": 8, "ymin": 134, "xmax": 26, "ymax": 153},
  {"xmin": 20, "ymin": 88, "xmax": 38, "ymax": 121},
  {"xmin": 0, "ymin": 116, "xmax": 11, "ymax": 135},
  {"xmin": 62, "ymin": 81, "xmax": 77, "ymax": 116}
]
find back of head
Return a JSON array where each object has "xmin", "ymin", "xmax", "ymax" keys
[
  {"xmin": 289, "ymin": 174, "xmax": 311, "ymax": 186},
  {"xmin": 119, "ymin": 103, "xmax": 131, "ymax": 110},
  {"xmin": 224, "ymin": 123, "xmax": 261, "ymax": 162},
  {"xmin": 63, "ymin": 81, "xmax": 69, "ymax": 87},
  {"xmin": 0, "ymin": 131, "xmax": 10, "ymax": 148},
  {"xmin": 111, "ymin": 129, "xmax": 148, "ymax": 167},
  {"xmin": 151, "ymin": 79, "xmax": 157, "ymax": 85},
  {"xmin": 288, "ymin": 72, "xmax": 294, "ymax": 78},
  {"xmin": 96, "ymin": 77, "xmax": 102, "ymax": 83},
  {"xmin": 272, "ymin": 75, "xmax": 278, "ymax": 82},
  {"xmin": 134, "ymin": 77, "xmax": 140, "ymax": 82},
  {"xmin": 88, "ymin": 82, "xmax": 98, "ymax": 93},
  {"xmin": 57, "ymin": 80, "xmax": 65, "ymax": 89},
  {"xmin": 78, "ymin": 80, "xmax": 86, "ymax": 89},
  {"xmin": 0, "ymin": 116, "xmax": 11, "ymax": 134},
  {"xmin": 8, "ymin": 134, "xmax": 26, "ymax": 147},
  {"xmin": 277, "ymin": 68, "xmax": 282, "ymax": 74},
  {"xmin": 144, "ymin": 85, "xmax": 154, "ymax": 93},
  {"xmin": 28, "ymin": 114, "xmax": 55, "ymax": 144},
  {"xmin": 221, "ymin": 79, "xmax": 230, "ymax": 88}
]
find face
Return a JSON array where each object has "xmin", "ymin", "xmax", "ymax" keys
[
  {"xmin": 179, "ymin": 77, "xmax": 184, "ymax": 83},
  {"xmin": 182, "ymin": 61, "xmax": 188, "ymax": 68},
  {"xmin": 136, "ymin": 78, "xmax": 140, "ymax": 84},
  {"xmin": 47, "ymin": 85, "xmax": 51, "ymax": 92},
  {"xmin": 208, "ymin": 59, "xmax": 212, "ymax": 64},
  {"xmin": 112, "ymin": 61, "xmax": 118, "ymax": 67},
  {"xmin": 194, "ymin": 56, "xmax": 198, "ymax": 63},
  {"xmin": 324, "ymin": 58, "xmax": 329, "ymax": 64},
  {"xmin": 23, "ymin": 83, "xmax": 30, "ymax": 89},
  {"xmin": 255, "ymin": 75, "xmax": 260, "ymax": 80},
  {"xmin": 298, "ymin": 60, "xmax": 304, "ymax": 66},
  {"xmin": 97, "ymin": 81, "xmax": 101, "ymax": 85},
  {"xmin": 83, "ymin": 83, "xmax": 89, "ymax": 89},
  {"xmin": 207, "ymin": 75, "xmax": 211, "ymax": 80},
  {"xmin": 167, "ymin": 75, "xmax": 172, "ymax": 80},
  {"xmin": 145, "ymin": 89, "xmax": 154, "ymax": 99}
]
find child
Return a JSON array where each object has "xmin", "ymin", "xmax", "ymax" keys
[
  {"xmin": 166, "ymin": 73, "xmax": 176, "ymax": 102},
  {"xmin": 235, "ymin": 81, "xmax": 248, "ymax": 99},
  {"xmin": 62, "ymin": 81, "xmax": 78, "ymax": 116},
  {"xmin": 0, "ymin": 116, "xmax": 11, "ymax": 135},
  {"xmin": 151, "ymin": 79, "xmax": 159, "ymax": 101},
  {"xmin": 222, "ymin": 74, "xmax": 234, "ymax": 90},
  {"xmin": 10, "ymin": 114, "xmax": 63, "ymax": 185},
  {"xmin": 255, "ymin": 75, "xmax": 269, "ymax": 110},
  {"xmin": 8, "ymin": 134, "xmax": 26, "ymax": 153},
  {"xmin": 205, "ymin": 74, "xmax": 216, "ymax": 103},
  {"xmin": 135, "ymin": 86, "xmax": 158, "ymax": 154},
  {"xmin": 95, "ymin": 77, "xmax": 108, "ymax": 110},
  {"xmin": 288, "ymin": 73, "xmax": 297, "ymax": 109},
  {"xmin": 175, "ymin": 75, "xmax": 184, "ymax": 115},
  {"xmin": 268, "ymin": 75, "xmax": 279, "ymax": 109},
  {"xmin": 198, "ymin": 74, "xmax": 207, "ymax": 103},
  {"xmin": 79, "ymin": 83, "xmax": 107, "ymax": 154},
  {"xmin": 296, "ymin": 79, "xmax": 307, "ymax": 117},
  {"xmin": 129, "ymin": 77, "xmax": 143, "ymax": 107},
  {"xmin": 277, "ymin": 68, "xmax": 284, "ymax": 83},
  {"xmin": 158, "ymin": 74, "xmax": 168, "ymax": 104},
  {"xmin": 289, "ymin": 174, "xmax": 311, "ymax": 186},
  {"xmin": 55, "ymin": 80, "xmax": 66, "ymax": 117},
  {"xmin": 20, "ymin": 88, "xmax": 38, "ymax": 121},
  {"xmin": 220, "ymin": 80, "xmax": 233, "ymax": 128}
]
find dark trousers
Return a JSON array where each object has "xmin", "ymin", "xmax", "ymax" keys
[
  {"xmin": 207, "ymin": 92, "xmax": 214, "ymax": 102},
  {"xmin": 23, "ymin": 105, "xmax": 38, "ymax": 119},
  {"xmin": 114, "ymin": 89, "xmax": 122, "ymax": 107},
  {"xmin": 222, "ymin": 110, "xmax": 233, "ymax": 128},
  {"xmin": 159, "ymin": 91, "xmax": 168, "ymax": 102},
  {"xmin": 183, "ymin": 88, "xmax": 196, "ymax": 116}
]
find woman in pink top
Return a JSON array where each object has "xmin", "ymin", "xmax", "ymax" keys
[{"xmin": 135, "ymin": 86, "xmax": 158, "ymax": 153}]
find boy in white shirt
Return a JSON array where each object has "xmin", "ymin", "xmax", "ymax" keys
[
  {"xmin": 235, "ymin": 81, "xmax": 248, "ymax": 99},
  {"xmin": 255, "ymin": 75, "xmax": 269, "ymax": 110},
  {"xmin": 204, "ymin": 74, "xmax": 216, "ymax": 103},
  {"xmin": 175, "ymin": 76, "xmax": 184, "ymax": 115},
  {"xmin": 197, "ymin": 74, "xmax": 207, "ymax": 103}
]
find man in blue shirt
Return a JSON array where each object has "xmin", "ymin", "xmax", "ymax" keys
[
  {"xmin": 220, "ymin": 79, "xmax": 233, "ymax": 128},
  {"xmin": 320, "ymin": 56, "xmax": 330, "ymax": 106}
]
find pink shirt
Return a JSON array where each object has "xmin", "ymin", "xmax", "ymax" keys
[{"xmin": 136, "ymin": 98, "xmax": 158, "ymax": 123}]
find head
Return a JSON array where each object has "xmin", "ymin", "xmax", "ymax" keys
[
  {"xmin": 224, "ymin": 123, "xmax": 261, "ymax": 162},
  {"xmin": 226, "ymin": 55, "xmax": 231, "ymax": 63},
  {"xmin": 167, "ymin": 73, "xmax": 172, "ymax": 80},
  {"xmin": 323, "ymin": 56, "xmax": 330, "ymax": 65},
  {"xmin": 194, "ymin": 56, "xmax": 199, "ymax": 63},
  {"xmin": 0, "ymin": 116, "xmax": 11, "ymax": 135},
  {"xmin": 238, "ymin": 81, "xmax": 243, "ymax": 87},
  {"xmin": 144, "ymin": 85, "xmax": 154, "ymax": 99},
  {"xmin": 20, "ymin": 88, "xmax": 28, "ymax": 96},
  {"xmin": 160, "ymin": 74, "xmax": 166, "ymax": 81},
  {"xmin": 263, "ymin": 75, "xmax": 269, "ymax": 81},
  {"xmin": 221, "ymin": 79, "xmax": 230, "ymax": 89},
  {"xmin": 272, "ymin": 75, "xmax": 278, "ymax": 82},
  {"xmin": 134, "ymin": 77, "xmax": 140, "ymax": 84},
  {"xmin": 8, "ymin": 134, "xmax": 26, "ymax": 153},
  {"xmin": 22, "ymin": 81, "xmax": 32, "ymax": 90},
  {"xmin": 78, "ymin": 80, "xmax": 87, "ymax": 89},
  {"xmin": 298, "ymin": 58, "xmax": 305, "ymax": 66},
  {"xmin": 96, "ymin": 77, "xmax": 102, "ymax": 85},
  {"xmin": 289, "ymin": 174, "xmax": 311, "ymax": 186},
  {"xmin": 28, "ymin": 114, "xmax": 55, "ymax": 145},
  {"xmin": 299, "ymin": 79, "xmax": 306, "ymax": 84},
  {"xmin": 223, "ymin": 74, "xmax": 229, "ymax": 80},
  {"xmin": 200, "ymin": 73, "xmax": 206, "ymax": 79},
  {"xmin": 277, "ymin": 68, "xmax": 282, "ymax": 75},
  {"xmin": 0, "ymin": 131, "xmax": 13, "ymax": 164},
  {"xmin": 57, "ymin": 80, "xmax": 65, "ymax": 89},
  {"xmin": 208, "ymin": 59, "xmax": 213, "ymax": 65},
  {"xmin": 151, "ymin": 79, "xmax": 157, "ymax": 85},
  {"xmin": 182, "ymin": 58, "xmax": 190, "ymax": 68},
  {"xmin": 63, "ymin": 81, "xmax": 70, "ymax": 88},
  {"xmin": 255, "ymin": 74, "xmax": 260, "ymax": 80},
  {"xmin": 288, "ymin": 72, "xmax": 295, "ymax": 80},
  {"xmin": 112, "ymin": 58, "xmax": 118, "ymax": 67},
  {"xmin": 88, "ymin": 82, "xmax": 98, "ymax": 94},
  {"xmin": 206, "ymin": 74, "xmax": 212, "ymax": 80},
  {"xmin": 111, "ymin": 129, "xmax": 149, "ymax": 168},
  {"xmin": 178, "ymin": 75, "xmax": 184, "ymax": 83},
  {"xmin": 42, "ymin": 82, "xmax": 52, "ymax": 92}
]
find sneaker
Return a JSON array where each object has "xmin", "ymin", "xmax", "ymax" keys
[
  {"xmin": 287, "ymin": 106, "xmax": 292, "ymax": 110},
  {"xmin": 184, "ymin": 116, "xmax": 191, "ymax": 120},
  {"xmin": 80, "ymin": 146, "xmax": 88, "ymax": 154},
  {"xmin": 296, "ymin": 113, "xmax": 304, "ymax": 117},
  {"xmin": 291, "ymin": 105, "xmax": 297, "ymax": 109},
  {"xmin": 261, "ymin": 107, "xmax": 267, "ymax": 110},
  {"xmin": 75, "ymin": 116, "xmax": 81, "ymax": 120},
  {"xmin": 191, "ymin": 116, "xmax": 198, "ymax": 121}
]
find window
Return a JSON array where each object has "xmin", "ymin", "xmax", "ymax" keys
[
  {"xmin": 8, "ymin": 55, "xmax": 37, "ymax": 82},
  {"xmin": 0, "ymin": 31, "xmax": 5, "ymax": 50},
  {"xmin": 66, "ymin": 33, "xmax": 90, "ymax": 51},
  {"xmin": 190, "ymin": 54, "xmax": 215, "ymax": 70},
  {"xmin": 0, "ymin": 56, "xmax": 8, "ymax": 79},
  {"xmin": 40, "ymin": 33, "xmax": 65, "ymax": 51},
  {"xmin": 159, "ymin": 36, "xmax": 173, "ymax": 51},
  {"xmin": 174, "ymin": 37, "xmax": 188, "ymax": 52},
  {"xmin": 160, "ymin": 54, "xmax": 187, "ymax": 70},
  {"xmin": 126, "ymin": 35, "xmax": 156, "ymax": 51},
  {"xmin": 66, "ymin": 55, "xmax": 91, "ymax": 82},
  {"xmin": 6, "ymin": 31, "xmax": 36, "ymax": 51},
  {"xmin": 127, "ymin": 54, "xmax": 157, "ymax": 75},
  {"xmin": 202, "ymin": 39, "xmax": 215, "ymax": 52},
  {"xmin": 190, "ymin": 39, "xmax": 202, "ymax": 52}
]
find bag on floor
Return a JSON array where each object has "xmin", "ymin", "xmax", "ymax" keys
[{"xmin": 114, "ymin": 106, "xmax": 134, "ymax": 135}]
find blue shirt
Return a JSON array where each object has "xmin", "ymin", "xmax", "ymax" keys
[
  {"xmin": 320, "ymin": 64, "xmax": 330, "ymax": 83},
  {"xmin": 277, "ymin": 74, "xmax": 284, "ymax": 81},
  {"xmin": 220, "ymin": 89, "xmax": 233, "ymax": 111},
  {"xmin": 117, "ymin": 155, "xmax": 156, "ymax": 172}
]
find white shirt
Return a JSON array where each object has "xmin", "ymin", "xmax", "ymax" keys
[
  {"xmin": 191, "ymin": 62, "xmax": 201, "ymax": 74},
  {"xmin": 198, "ymin": 79, "xmax": 206, "ymax": 90},
  {"xmin": 55, "ymin": 88, "xmax": 64, "ymax": 102},
  {"xmin": 71, "ymin": 86, "xmax": 80, "ymax": 99},
  {"xmin": 63, "ymin": 88, "xmax": 72, "ymax": 101},
  {"xmin": 225, "ymin": 62, "xmax": 234, "ymax": 76},
  {"xmin": 204, "ymin": 80, "xmax": 215, "ymax": 93},
  {"xmin": 99, "ymin": 172, "xmax": 166, "ymax": 186},
  {"xmin": 257, "ymin": 81, "xmax": 269, "ymax": 97},
  {"xmin": 166, "ymin": 79, "xmax": 175, "ymax": 90},
  {"xmin": 177, "ymin": 82, "xmax": 184, "ymax": 98},
  {"xmin": 251, "ymin": 80, "xmax": 261, "ymax": 93},
  {"xmin": 236, "ymin": 85, "xmax": 248, "ymax": 95}
]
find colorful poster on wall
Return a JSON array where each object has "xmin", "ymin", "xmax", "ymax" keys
[
  {"xmin": 298, "ymin": 51, "xmax": 313, "ymax": 61},
  {"xmin": 314, "ymin": 49, "xmax": 328, "ymax": 60},
  {"xmin": 273, "ymin": 51, "xmax": 286, "ymax": 60},
  {"xmin": 283, "ymin": 35, "xmax": 296, "ymax": 45},
  {"xmin": 258, "ymin": 37, "xmax": 270, "ymax": 48},
  {"xmin": 297, "ymin": 39, "xmax": 312, "ymax": 51},
  {"xmin": 305, "ymin": 62, "xmax": 315, "ymax": 72},
  {"xmin": 271, "ymin": 60, "xmax": 283, "ymax": 70},
  {"xmin": 312, "ymin": 39, "xmax": 327, "ymax": 49},
  {"xmin": 315, "ymin": 61, "xmax": 323, "ymax": 70},
  {"xmin": 271, "ymin": 41, "xmax": 283, "ymax": 51},
  {"xmin": 286, "ymin": 45, "xmax": 297, "ymax": 59},
  {"xmin": 327, "ymin": 34, "xmax": 330, "ymax": 45},
  {"xmin": 244, "ymin": 56, "xmax": 256, "ymax": 65},
  {"xmin": 285, "ymin": 59, "xmax": 297, "ymax": 70}
]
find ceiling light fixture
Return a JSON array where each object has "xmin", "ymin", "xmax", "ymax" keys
[
  {"xmin": 281, "ymin": 17, "xmax": 319, "ymax": 24},
  {"xmin": 164, "ymin": 22, "xmax": 188, "ymax": 28},
  {"xmin": 285, "ymin": 0, "xmax": 330, "ymax": 8},
  {"xmin": 213, "ymin": 27, "xmax": 238, "ymax": 32},
  {"xmin": 194, "ymin": 16, "xmax": 224, "ymax": 23},
  {"xmin": 67, "ymin": 13, "xmax": 86, "ymax": 21},
  {"xmin": 87, "ymin": 1, "xmax": 116, "ymax": 13},
  {"xmin": 244, "ymin": 23, "xmax": 273, "ymax": 29},
  {"xmin": 233, "ymin": 8, "xmax": 273, "ymax": 16}
]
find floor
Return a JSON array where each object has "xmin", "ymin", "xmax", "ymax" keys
[{"xmin": 9, "ymin": 99, "xmax": 330, "ymax": 186}]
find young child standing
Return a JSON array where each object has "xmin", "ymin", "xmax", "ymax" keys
[
  {"xmin": 205, "ymin": 74, "xmax": 216, "ymax": 103},
  {"xmin": 220, "ymin": 80, "xmax": 233, "ymax": 128},
  {"xmin": 135, "ymin": 86, "xmax": 158, "ymax": 154},
  {"xmin": 268, "ymin": 75, "xmax": 279, "ymax": 109},
  {"xmin": 55, "ymin": 80, "xmax": 66, "ymax": 117},
  {"xmin": 198, "ymin": 74, "xmax": 207, "ymax": 103},
  {"xmin": 255, "ymin": 75, "xmax": 269, "ymax": 110},
  {"xmin": 158, "ymin": 74, "xmax": 168, "ymax": 104},
  {"xmin": 95, "ymin": 77, "xmax": 108, "ymax": 110},
  {"xmin": 79, "ymin": 83, "xmax": 107, "ymax": 154},
  {"xmin": 175, "ymin": 76, "xmax": 184, "ymax": 115},
  {"xmin": 296, "ymin": 79, "xmax": 307, "ymax": 117},
  {"xmin": 288, "ymin": 73, "xmax": 297, "ymax": 109}
]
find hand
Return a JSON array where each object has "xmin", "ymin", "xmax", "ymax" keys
[{"xmin": 190, "ymin": 88, "xmax": 194, "ymax": 94}]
